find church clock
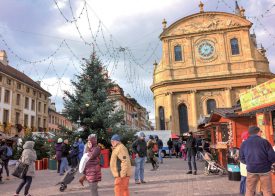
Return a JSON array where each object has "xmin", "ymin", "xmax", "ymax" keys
[{"xmin": 198, "ymin": 40, "xmax": 215, "ymax": 59}]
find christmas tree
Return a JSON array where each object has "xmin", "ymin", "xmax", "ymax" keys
[{"xmin": 63, "ymin": 51, "xmax": 125, "ymax": 146}]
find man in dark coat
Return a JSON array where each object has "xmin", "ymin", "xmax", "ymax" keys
[
  {"xmin": 186, "ymin": 132, "xmax": 197, "ymax": 175},
  {"xmin": 240, "ymin": 126, "xmax": 275, "ymax": 196},
  {"xmin": 167, "ymin": 138, "xmax": 173, "ymax": 158},
  {"xmin": 55, "ymin": 138, "xmax": 63, "ymax": 173},
  {"xmin": 156, "ymin": 136, "xmax": 163, "ymax": 163},
  {"xmin": 60, "ymin": 139, "xmax": 70, "ymax": 176}
]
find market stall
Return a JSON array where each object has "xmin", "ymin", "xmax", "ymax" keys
[{"xmin": 239, "ymin": 78, "xmax": 275, "ymax": 193}]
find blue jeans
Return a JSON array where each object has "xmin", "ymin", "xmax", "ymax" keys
[
  {"xmin": 135, "ymin": 157, "xmax": 145, "ymax": 181},
  {"xmin": 240, "ymin": 176, "xmax": 246, "ymax": 194},
  {"xmin": 158, "ymin": 149, "xmax": 163, "ymax": 163},
  {"xmin": 187, "ymin": 151, "xmax": 197, "ymax": 171},
  {"xmin": 60, "ymin": 157, "xmax": 69, "ymax": 175}
]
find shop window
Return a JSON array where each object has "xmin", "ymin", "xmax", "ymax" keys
[
  {"xmin": 178, "ymin": 104, "xmax": 189, "ymax": 134},
  {"xmin": 221, "ymin": 124, "xmax": 229, "ymax": 142},
  {"xmin": 174, "ymin": 45, "xmax": 183, "ymax": 61},
  {"xmin": 230, "ymin": 38, "xmax": 240, "ymax": 55},
  {"xmin": 207, "ymin": 99, "xmax": 216, "ymax": 114},
  {"xmin": 159, "ymin": 106, "xmax": 165, "ymax": 130}
]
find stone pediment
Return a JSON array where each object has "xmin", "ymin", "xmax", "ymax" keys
[{"xmin": 160, "ymin": 12, "xmax": 252, "ymax": 38}]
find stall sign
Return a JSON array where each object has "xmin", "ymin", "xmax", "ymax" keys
[{"xmin": 240, "ymin": 78, "xmax": 275, "ymax": 112}]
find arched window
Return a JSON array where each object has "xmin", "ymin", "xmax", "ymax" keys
[
  {"xmin": 159, "ymin": 106, "xmax": 165, "ymax": 130},
  {"xmin": 178, "ymin": 104, "xmax": 189, "ymax": 134},
  {"xmin": 207, "ymin": 99, "xmax": 216, "ymax": 114},
  {"xmin": 230, "ymin": 38, "xmax": 240, "ymax": 55},
  {"xmin": 174, "ymin": 45, "xmax": 183, "ymax": 61}
]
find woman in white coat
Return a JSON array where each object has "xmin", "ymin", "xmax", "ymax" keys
[{"xmin": 14, "ymin": 141, "xmax": 37, "ymax": 196}]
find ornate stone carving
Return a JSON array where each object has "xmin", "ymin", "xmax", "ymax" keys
[{"xmin": 166, "ymin": 14, "xmax": 249, "ymax": 37}]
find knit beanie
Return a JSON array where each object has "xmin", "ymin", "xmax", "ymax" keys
[{"xmin": 111, "ymin": 134, "xmax": 121, "ymax": 141}]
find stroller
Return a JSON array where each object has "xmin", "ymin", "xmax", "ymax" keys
[
  {"xmin": 57, "ymin": 167, "xmax": 78, "ymax": 192},
  {"xmin": 200, "ymin": 151, "xmax": 226, "ymax": 176}
]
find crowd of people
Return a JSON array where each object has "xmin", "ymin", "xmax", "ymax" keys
[{"xmin": 0, "ymin": 126, "xmax": 274, "ymax": 196}]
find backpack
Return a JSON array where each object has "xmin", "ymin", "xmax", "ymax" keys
[
  {"xmin": 152, "ymin": 143, "xmax": 158, "ymax": 153},
  {"xmin": 6, "ymin": 146, "xmax": 13, "ymax": 157}
]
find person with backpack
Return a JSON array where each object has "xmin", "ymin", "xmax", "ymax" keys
[
  {"xmin": 147, "ymin": 135, "xmax": 159, "ymax": 171},
  {"xmin": 0, "ymin": 139, "xmax": 12, "ymax": 182},
  {"xmin": 155, "ymin": 136, "xmax": 163, "ymax": 164}
]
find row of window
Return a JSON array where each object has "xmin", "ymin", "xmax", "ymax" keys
[
  {"xmin": 49, "ymin": 115, "xmax": 68, "ymax": 127},
  {"xmin": 174, "ymin": 38, "xmax": 240, "ymax": 61},
  {"xmin": 0, "ymin": 74, "xmax": 47, "ymax": 100},
  {"xmin": 158, "ymin": 99, "xmax": 217, "ymax": 132},
  {"xmin": 0, "ymin": 88, "xmax": 47, "ymax": 113},
  {"xmin": 2, "ymin": 110, "xmax": 46, "ymax": 128}
]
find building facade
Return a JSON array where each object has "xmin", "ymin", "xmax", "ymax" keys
[
  {"xmin": 48, "ymin": 102, "xmax": 73, "ymax": 132},
  {"xmin": 109, "ymin": 84, "xmax": 151, "ymax": 130},
  {"xmin": 151, "ymin": 3, "xmax": 274, "ymax": 135},
  {"xmin": 0, "ymin": 50, "xmax": 51, "ymax": 136}
]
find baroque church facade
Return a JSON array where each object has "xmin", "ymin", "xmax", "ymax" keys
[{"xmin": 151, "ymin": 2, "xmax": 275, "ymax": 135}]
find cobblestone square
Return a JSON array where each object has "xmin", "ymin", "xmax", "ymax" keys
[{"xmin": 0, "ymin": 159, "xmax": 241, "ymax": 196}]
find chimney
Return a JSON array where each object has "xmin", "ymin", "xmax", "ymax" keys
[
  {"xmin": 0, "ymin": 50, "xmax": 9, "ymax": 66},
  {"xmin": 36, "ymin": 81, "xmax": 41, "ymax": 86}
]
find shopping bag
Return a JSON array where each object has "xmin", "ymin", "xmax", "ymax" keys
[
  {"xmin": 79, "ymin": 153, "xmax": 89, "ymax": 174},
  {"xmin": 12, "ymin": 161, "xmax": 29, "ymax": 179}
]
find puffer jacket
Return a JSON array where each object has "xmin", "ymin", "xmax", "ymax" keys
[
  {"xmin": 55, "ymin": 143, "xmax": 62, "ymax": 161},
  {"xmin": 84, "ymin": 138, "xmax": 101, "ymax": 183},
  {"xmin": 21, "ymin": 141, "xmax": 37, "ymax": 177},
  {"xmin": 110, "ymin": 143, "xmax": 131, "ymax": 178}
]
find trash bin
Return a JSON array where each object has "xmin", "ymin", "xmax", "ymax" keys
[
  {"xmin": 227, "ymin": 148, "xmax": 241, "ymax": 181},
  {"xmin": 227, "ymin": 163, "xmax": 241, "ymax": 181},
  {"xmin": 101, "ymin": 149, "xmax": 110, "ymax": 168},
  {"xmin": 48, "ymin": 159, "xmax": 57, "ymax": 170},
  {"xmin": 42, "ymin": 158, "xmax": 48, "ymax": 170}
]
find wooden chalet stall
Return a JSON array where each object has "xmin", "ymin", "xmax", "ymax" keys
[
  {"xmin": 239, "ymin": 78, "xmax": 275, "ymax": 194},
  {"xmin": 198, "ymin": 106, "xmax": 256, "ymax": 168}
]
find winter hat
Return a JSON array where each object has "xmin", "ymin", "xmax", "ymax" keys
[
  {"xmin": 149, "ymin": 135, "xmax": 154, "ymax": 140},
  {"xmin": 248, "ymin": 126, "xmax": 260, "ymax": 135},
  {"xmin": 111, "ymin": 134, "xmax": 121, "ymax": 142},
  {"xmin": 88, "ymin": 134, "xmax": 97, "ymax": 145},
  {"xmin": 58, "ymin": 138, "xmax": 63, "ymax": 143},
  {"xmin": 241, "ymin": 131, "xmax": 249, "ymax": 141},
  {"xmin": 139, "ymin": 132, "xmax": 145, "ymax": 138}
]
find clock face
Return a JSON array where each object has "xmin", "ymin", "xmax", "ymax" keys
[{"xmin": 198, "ymin": 41, "xmax": 215, "ymax": 59}]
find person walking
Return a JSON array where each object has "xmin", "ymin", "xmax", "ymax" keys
[
  {"xmin": 0, "ymin": 139, "xmax": 7, "ymax": 184},
  {"xmin": 186, "ymin": 132, "xmax": 197, "ymax": 175},
  {"xmin": 83, "ymin": 134, "xmax": 101, "ymax": 196},
  {"xmin": 174, "ymin": 140, "xmax": 180, "ymax": 158},
  {"xmin": 78, "ymin": 138, "xmax": 85, "ymax": 162},
  {"xmin": 55, "ymin": 138, "xmax": 63, "ymax": 173},
  {"xmin": 147, "ymin": 135, "xmax": 159, "ymax": 171},
  {"xmin": 14, "ymin": 141, "xmax": 37, "ymax": 196},
  {"xmin": 110, "ymin": 134, "xmax": 131, "ymax": 196},
  {"xmin": 155, "ymin": 136, "xmax": 163, "ymax": 164},
  {"xmin": 0, "ymin": 139, "xmax": 11, "ymax": 181},
  {"xmin": 167, "ymin": 138, "xmax": 173, "ymax": 158},
  {"xmin": 60, "ymin": 139, "xmax": 70, "ymax": 176},
  {"xmin": 70, "ymin": 141, "xmax": 79, "ymax": 168},
  {"xmin": 240, "ymin": 131, "xmax": 249, "ymax": 195},
  {"xmin": 240, "ymin": 126, "xmax": 275, "ymax": 196},
  {"xmin": 132, "ymin": 132, "xmax": 147, "ymax": 184}
]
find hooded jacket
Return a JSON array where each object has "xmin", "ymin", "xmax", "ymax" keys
[
  {"xmin": 21, "ymin": 141, "xmax": 37, "ymax": 177},
  {"xmin": 84, "ymin": 136, "xmax": 101, "ymax": 183},
  {"xmin": 110, "ymin": 143, "xmax": 131, "ymax": 178},
  {"xmin": 55, "ymin": 143, "xmax": 62, "ymax": 161}
]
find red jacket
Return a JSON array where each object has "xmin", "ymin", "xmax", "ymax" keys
[{"xmin": 84, "ymin": 145, "xmax": 102, "ymax": 183}]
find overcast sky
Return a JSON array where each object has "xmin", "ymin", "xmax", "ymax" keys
[{"xmin": 0, "ymin": 0, "xmax": 274, "ymax": 124}]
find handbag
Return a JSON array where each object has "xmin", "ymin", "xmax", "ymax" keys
[{"xmin": 12, "ymin": 160, "xmax": 29, "ymax": 179}]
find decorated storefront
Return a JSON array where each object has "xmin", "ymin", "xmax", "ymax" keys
[{"xmin": 239, "ymin": 78, "xmax": 275, "ymax": 194}]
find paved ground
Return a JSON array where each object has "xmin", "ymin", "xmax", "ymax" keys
[{"xmin": 0, "ymin": 158, "xmax": 242, "ymax": 196}]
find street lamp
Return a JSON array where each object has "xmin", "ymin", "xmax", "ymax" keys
[{"xmin": 77, "ymin": 116, "xmax": 81, "ymax": 128}]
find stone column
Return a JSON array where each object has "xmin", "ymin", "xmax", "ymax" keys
[
  {"xmin": 225, "ymin": 88, "xmax": 232, "ymax": 107},
  {"xmin": 166, "ymin": 92, "xmax": 174, "ymax": 131},
  {"xmin": 190, "ymin": 90, "xmax": 198, "ymax": 129}
]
